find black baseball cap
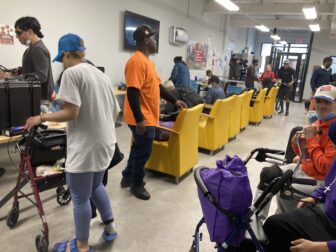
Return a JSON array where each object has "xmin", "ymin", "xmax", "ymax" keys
[{"xmin": 133, "ymin": 24, "xmax": 157, "ymax": 42}]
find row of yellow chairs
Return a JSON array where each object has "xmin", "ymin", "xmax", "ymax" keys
[{"xmin": 145, "ymin": 87, "xmax": 279, "ymax": 183}]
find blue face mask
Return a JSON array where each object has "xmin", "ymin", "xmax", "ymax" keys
[{"xmin": 319, "ymin": 112, "xmax": 336, "ymax": 121}]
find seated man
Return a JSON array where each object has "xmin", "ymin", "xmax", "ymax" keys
[
  {"xmin": 254, "ymin": 85, "xmax": 336, "ymax": 221},
  {"xmin": 263, "ymin": 120, "xmax": 336, "ymax": 252},
  {"xmin": 203, "ymin": 75, "xmax": 225, "ymax": 105}
]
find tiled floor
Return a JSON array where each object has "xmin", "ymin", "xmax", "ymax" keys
[{"xmin": 0, "ymin": 103, "xmax": 306, "ymax": 252}]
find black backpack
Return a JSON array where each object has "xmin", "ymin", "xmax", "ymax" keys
[{"xmin": 164, "ymin": 87, "xmax": 203, "ymax": 112}]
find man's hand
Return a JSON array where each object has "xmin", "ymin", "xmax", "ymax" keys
[
  {"xmin": 175, "ymin": 100, "xmax": 187, "ymax": 109},
  {"xmin": 136, "ymin": 121, "xmax": 146, "ymax": 135},
  {"xmin": 290, "ymin": 239, "xmax": 328, "ymax": 252},
  {"xmin": 25, "ymin": 115, "xmax": 42, "ymax": 130},
  {"xmin": 297, "ymin": 197, "xmax": 316, "ymax": 209},
  {"xmin": 303, "ymin": 124, "xmax": 319, "ymax": 139},
  {"xmin": 292, "ymin": 131, "xmax": 304, "ymax": 145}
]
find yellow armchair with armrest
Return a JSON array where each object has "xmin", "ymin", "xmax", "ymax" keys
[
  {"xmin": 249, "ymin": 88, "xmax": 267, "ymax": 125},
  {"xmin": 263, "ymin": 87, "xmax": 275, "ymax": 118},
  {"xmin": 240, "ymin": 90, "xmax": 254, "ymax": 130},
  {"xmin": 229, "ymin": 95, "xmax": 242, "ymax": 139},
  {"xmin": 145, "ymin": 104, "xmax": 204, "ymax": 183},
  {"xmin": 198, "ymin": 97, "xmax": 234, "ymax": 155}
]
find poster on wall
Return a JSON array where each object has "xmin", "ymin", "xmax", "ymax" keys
[
  {"xmin": 186, "ymin": 40, "xmax": 209, "ymax": 70},
  {"xmin": 0, "ymin": 24, "xmax": 14, "ymax": 45}
]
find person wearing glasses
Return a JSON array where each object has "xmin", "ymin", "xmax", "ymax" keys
[{"xmin": 14, "ymin": 16, "xmax": 54, "ymax": 103}]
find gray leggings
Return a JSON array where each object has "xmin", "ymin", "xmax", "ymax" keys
[{"xmin": 66, "ymin": 171, "xmax": 113, "ymax": 241}]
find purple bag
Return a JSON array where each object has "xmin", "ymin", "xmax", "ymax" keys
[
  {"xmin": 154, "ymin": 121, "xmax": 174, "ymax": 141},
  {"xmin": 198, "ymin": 155, "xmax": 252, "ymax": 246}
]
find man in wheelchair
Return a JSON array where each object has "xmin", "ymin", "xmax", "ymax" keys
[
  {"xmin": 263, "ymin": 120, "xmax": 336, "ymax": 252},
  {"xmin": 255, "ymin": 85, "xmax": 336, "ymax": 221}
]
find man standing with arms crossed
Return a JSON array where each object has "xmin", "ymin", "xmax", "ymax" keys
[{"xmin": 121, "ymin": 25, "xmax": 187, "ymax": 200}]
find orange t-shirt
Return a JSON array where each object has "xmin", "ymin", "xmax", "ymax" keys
[{"xmin": 124, "ymin": 51, "xmax": 161, "ymax": 126}]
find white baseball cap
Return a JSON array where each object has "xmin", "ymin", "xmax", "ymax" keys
[{"xmin": 313, "ymin": 85, "xmax": 336, "ymax": 102}]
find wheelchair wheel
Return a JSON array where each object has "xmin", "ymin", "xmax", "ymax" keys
[
  {"xmin": 35, "ymin": 234, "xmax": 48, "ymax": 252},
  {"xmin": 56, "ymin": 188, "xmax": 71, "ymax": 206},
  {"xmin": 6, "ymin": 202, "xmax": 19, "ymax": 228}
]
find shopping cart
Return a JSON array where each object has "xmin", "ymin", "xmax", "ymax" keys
[{"xmin": 6, "ymin": 125, "xmax": 70, "ymax": 252}]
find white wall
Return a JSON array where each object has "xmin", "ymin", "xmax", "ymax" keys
[
  {"xmin": 0, "ymin": 0, "xmax": 251, "ymax": 84},
  {"xmin": 303, "ymin": 30, "xmax": 335, "ymax": 99}
]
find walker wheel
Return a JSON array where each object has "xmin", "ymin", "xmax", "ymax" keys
[
  {"xmin": 56, "ymin": 186, "xmax": 64, "ymax": 195},
  {"xmin": 56, "ymin": 188, "xmax": 71, "ymax": 206},
  {"xmin": 35, "ymin": 234, "xmax": 48, "ymax": 252},
  {"xmin": 6, "ymin": 202, "xmax": 19, "ymax": 228}
]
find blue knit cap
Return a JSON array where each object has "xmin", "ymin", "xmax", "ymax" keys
[{"xmin": 328, "ymin": 120, "xmax": 336, "ymax": 145}]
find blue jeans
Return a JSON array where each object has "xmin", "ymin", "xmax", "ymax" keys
[
  {"xmin": 122, "ymin": 125, "xmax": 155, "ymax": 186},
  {"xmin": 66, "ymin": 171, "xmax": 113, "ymax": 241}
]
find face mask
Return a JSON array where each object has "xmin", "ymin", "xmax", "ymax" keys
[
  {"xmin": 307, "ymin": 111, "xmax": 319, "ymax": 124},
  {"xmin": 25, "ymin": 34, "xmax": 32, "ymax": 47},
  {"xmin": 318, "ymin": 112, "xmax": 336, "ymax": 121},
  {"xmin": 25, "ymin": 39, "xmax": 31, "ymax": 47}
]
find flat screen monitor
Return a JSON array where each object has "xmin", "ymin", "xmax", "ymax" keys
[{"xmin": 124, "ymin": 11, "xmax": 160, "ymax": 53}]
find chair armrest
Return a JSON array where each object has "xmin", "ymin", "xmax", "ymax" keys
[
  {"xmin": 204, "ymin": 103, "xmax": 213, "ymax": 109},
  {"xmin": 201, "ymin": 113, "xmax": 215, "ymax": 119},
  {"xmin": 156, "ymin": 125, "xmax": 180, "ymax": 135}
]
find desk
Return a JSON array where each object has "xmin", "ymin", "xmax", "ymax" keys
[{"xmin": 195, "ymin": 82, "xmax": 209, "ymax": 94}]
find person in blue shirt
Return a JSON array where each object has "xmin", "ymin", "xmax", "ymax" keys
[
  {"xmin": 169, "ymin": 56, "xmax": 191, "ymax": 88},
  {"xmin": 204, "ymin": 75, "xmax": 225, "ymax": 105},
  {"xmin": 311, "ymin": 57, "xmax": 333, "ymax": 93}
]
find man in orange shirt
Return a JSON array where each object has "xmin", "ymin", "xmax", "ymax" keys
[{"xmin": 121, "ymin": 25, "xmax": 187, "ymax": 200}]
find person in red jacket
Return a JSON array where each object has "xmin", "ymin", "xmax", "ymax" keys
[
  {"xmin": 254, "ymin": 84, "xmax": 336, "ymax": 221},
  {"xmin": 260, "ymin": 64, "xmax": 276, "ymax": 82}
]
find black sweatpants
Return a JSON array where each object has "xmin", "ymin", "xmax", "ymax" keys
[{"xmin": 263, "ymin": 206, "xmax": 336, "ymax": 252}]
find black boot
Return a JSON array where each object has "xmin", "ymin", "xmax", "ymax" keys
[
  {"xmin": 121, "ymin": 177, "xmax": 146, "ymax": 188},
  {"xmin": 278, "ymin": 100, "xmax": 284, "ymax": 114},
  {"xmin": 130, "ymin": 184, "xmax": 150, "ymax": 200},
  {"xmin": 285, "ymin": 101, "xmax": 290, "ymax": 116}
]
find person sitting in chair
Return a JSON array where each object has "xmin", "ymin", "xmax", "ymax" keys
[
  {"xmin": 204, "ymin": 75, "xmax": 225, "ymax": 105},
  {"xmin": 254, "ymin": 85, "xmax": 336, "ymax": 222},
  {"xmin": 263, "ymin": 120, "xmax": 336, "ymax": 252}
]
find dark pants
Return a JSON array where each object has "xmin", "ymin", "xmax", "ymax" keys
[
  {"xmin": 264, "ymin": 206, "xmax": 336, "ymax": 252},
  {"xmin": 245, "ymin": 82, "xmax": 254, "ymax": 89},
  {"xmin": 122, "ymin": 125, "xmax": 155, "ymax": 186}
]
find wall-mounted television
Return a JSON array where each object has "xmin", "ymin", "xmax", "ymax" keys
[{"xmin": 124, "ymin": 11, "xmax": 160, "ymax": 53}]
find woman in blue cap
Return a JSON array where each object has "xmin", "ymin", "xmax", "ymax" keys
[{"xmin": 25, "ymin": 33, "xmax": 120, "ymax": 252}]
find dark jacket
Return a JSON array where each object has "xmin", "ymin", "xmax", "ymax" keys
[
  {"xmin": 277, "ymin": 66, "xmax": 296, "ymax": 84},
  {"xmin": 245, "ymin": 65, "xmax": 258, "ymax": 88},
  {"xmin": 170, "ymin": 61, "xmax": 190, "ymax": 88},
  {"xmin": 310, "ymin": 66, "xmax": 332, "ymax": 92},
  {"xmin": 229, "ymin": 62, "xmax": 240, "ymax": 80}
]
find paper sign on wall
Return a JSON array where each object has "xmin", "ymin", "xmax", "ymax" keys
[
  {"xmin": 186, "ymin": 41, "xmax": 209, "ymax": 70},
  {"xmin": 0, "ymin": 24, "xmax": 14, "ymax": 45}
]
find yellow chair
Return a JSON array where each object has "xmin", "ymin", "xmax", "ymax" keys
[
  {"xmin": 240, "ymin": 90, "xmax": 254, "ymax": 130},
  {"xmin": 271, "ymin": 87, "xmax": 279, "ymax": 115},
  {"xmin": 198, "ymin": 98, "xmax": 234, "ymax": 155},
  {"xmin": 229, "ymin": 95, "xmax": 242, "ymax": 139},
  {"xmin": 249, "ymin": 88, "xmax": 267, "ymax": 125},
  {"xmin": 263, "ymin": 87, "xmax": 275, "ymax": 118},
  {"xmin": 145, "ymin": 104, "xmax": 204, "ymax": 183}
]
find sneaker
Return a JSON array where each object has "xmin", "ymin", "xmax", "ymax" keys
[
  {"xmin": 285, "ymin": 111, "xmax": 289, "ymax": 116},
  {"xmin": 120, "ymin": 177, "xmax": 146, "ymax": 188},
  {"xmin": 130, "ymin": 185, "xmax": 150, "ymax": 200},
  {"xmin": 102, "ymin": 223, "xmax": 118, "ymax": 242}
]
